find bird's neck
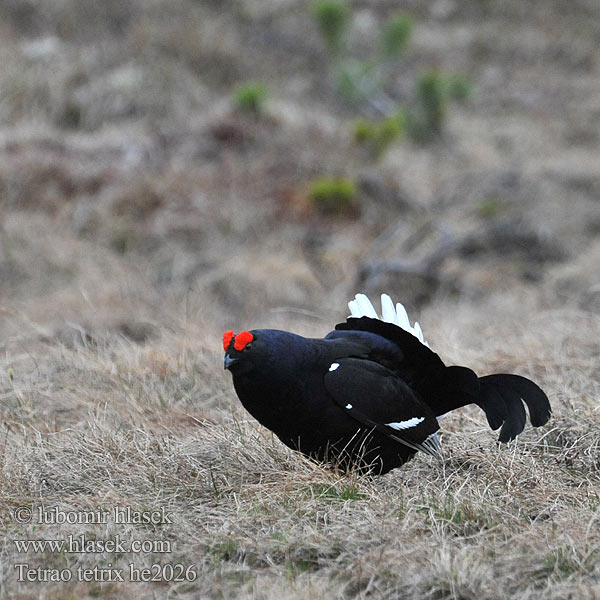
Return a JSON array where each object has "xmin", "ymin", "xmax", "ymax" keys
[{"xmin": 231, "ymin": 335, "xmax": 327, "ymax": 429}]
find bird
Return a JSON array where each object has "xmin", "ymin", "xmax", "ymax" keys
[{"xmin": 223, "ymin": 293, "xmax": 551, "ymax": 475}]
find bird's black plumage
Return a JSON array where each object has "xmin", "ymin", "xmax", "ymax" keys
[{"xmin": 223, "ymin": 294, "xmax": 551, "ymax": 474}]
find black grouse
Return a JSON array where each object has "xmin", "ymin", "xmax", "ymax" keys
[{"xmin": 223, "ymin": 293, "xmax": 551, "ymax": 474}]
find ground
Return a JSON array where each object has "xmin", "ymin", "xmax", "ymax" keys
[{"xmin": 0, "ymin": 1, "xmax": 599, "ymax": 598}]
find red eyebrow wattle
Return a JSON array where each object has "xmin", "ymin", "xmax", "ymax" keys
[
  {"xmin": 234, "ymin": 331, "xmax": 254, "ymax": 351},
  {"xmin": 222, "ymin": 330, "xmax": 235, "ymax": 351}
]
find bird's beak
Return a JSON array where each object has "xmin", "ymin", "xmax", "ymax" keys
[{"xmin": 224, "ymin": 354, "xmax": 238, "ymax": 370}]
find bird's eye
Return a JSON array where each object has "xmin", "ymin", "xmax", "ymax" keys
[
  {"xmin": 233, "ymin": 330, "xmax": 254, "ymax": 351},
  {"xmin": 244, "ymin": 343, "xmax": 252, "ymax": 351}
]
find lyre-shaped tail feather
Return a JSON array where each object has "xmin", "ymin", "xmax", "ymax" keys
[{"xmin": 477, "ymin": 374, "xmax": 552, "ymax": 442}]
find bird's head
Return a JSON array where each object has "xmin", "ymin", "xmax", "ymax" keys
[
  {"xmin": 222, "ymin": 328, "xmax": 309, "ymax": 378},
  {"xmin": 222, "ymin": 329, "xmax": 257, "ymax": 374}
]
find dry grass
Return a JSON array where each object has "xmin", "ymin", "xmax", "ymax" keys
[{"xmin": 1, "ymin": 291, "xmax": 599, "ymax": 599}]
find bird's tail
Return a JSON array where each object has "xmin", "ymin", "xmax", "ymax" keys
[
  {"xmin": 438, "ymin": 367, "xmax": 551, "ymax": 442},
  {"xmin": 475, "ymin": 373, "xmax": 551, "ymax": 442}
]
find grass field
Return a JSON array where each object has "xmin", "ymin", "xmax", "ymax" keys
[
  {"xmin": 2, "ymin": 290, "xmax": 599, "ymax": 598},
  {"xmin": 1, "ymin": 1, "xmax": 600, "ymax": 598}
]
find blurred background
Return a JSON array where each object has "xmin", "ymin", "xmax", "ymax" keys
[{"xmin": 1, "ymin": 0, "xmax": 599, "ymax": 342}]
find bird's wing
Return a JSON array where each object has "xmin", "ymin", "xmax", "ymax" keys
[
  {"xmin": 328, "ymin": 316, "xmax": 450, "ymax": 402},
  {"xmin": 333, "ymin": 315, "xmax": 444, "ymax": 368},
  {"xmin": 323, "ymin": 358, "xmax": 441, "ymax": 456}
]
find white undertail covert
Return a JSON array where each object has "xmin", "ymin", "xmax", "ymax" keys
[{"xmin": 348, "ymin": 293, "xmax": 429, "ymax": 347}]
